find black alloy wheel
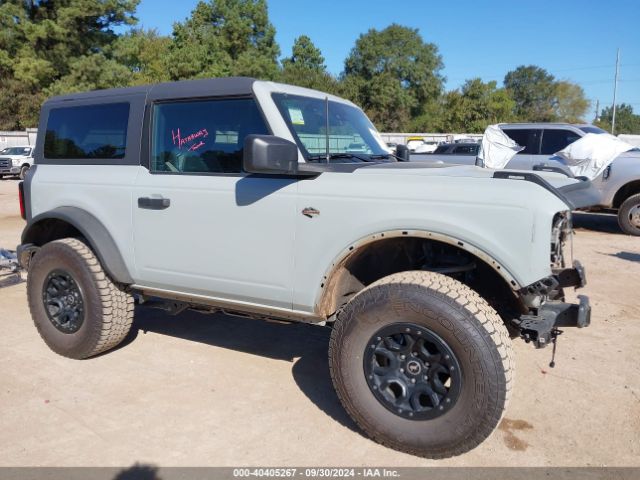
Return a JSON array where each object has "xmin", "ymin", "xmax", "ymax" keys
[
  {"xmin": 42, "ymin": 269, "xmax": 85, "ymax": 334},
  {"xmin": 364, "ymin": 322, "xmax": 461, "ymax": 420}
]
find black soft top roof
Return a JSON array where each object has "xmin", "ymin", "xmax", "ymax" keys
[{"xmin": 45, "ymin": 77, "xmax": 257, "ymax": 105}]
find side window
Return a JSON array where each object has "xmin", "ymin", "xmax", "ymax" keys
[
  {"xmin": 453, "ymin": 145, "xmax": 477, "ymax": 155},
  {"xmin": 151, "ymin": 98, "xmax": 268, "ymax": 174},
  {"xmin": 502, "ymin": 129, "xmax": 541, "ymax": 154},
  {"xmin": 44, "ymin": 103, "xmax": 129, "ymax": 159},
  {"xmin": 433, "ymin": 145, "xmax": 449, "ymax": 154},
  {"xmin": 540, "ymin": 129, "xmax": 582, "ymax": 155}
]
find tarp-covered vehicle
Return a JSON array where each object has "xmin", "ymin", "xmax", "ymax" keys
[{"xmin": 414, "ymin": 123, "xmax": 640, "ymax": 235}]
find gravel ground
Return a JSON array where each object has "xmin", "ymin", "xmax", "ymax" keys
[{"xmin": 0, "ymin": 177, "xmax": 639, "ymax": 467}]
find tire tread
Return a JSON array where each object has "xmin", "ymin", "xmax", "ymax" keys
[{"xmin": 329, "ymin": 270, "xmax": 514, "ymax": 459}]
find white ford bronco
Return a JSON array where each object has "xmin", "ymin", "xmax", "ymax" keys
[{"xmin": 17, "ymin": 77, "xmax": 596, "ymax": 458}]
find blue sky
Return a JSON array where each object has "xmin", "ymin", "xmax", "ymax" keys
[{"xmin": 132, "ymin": 0, "xmax": 640, "ymax": 119}]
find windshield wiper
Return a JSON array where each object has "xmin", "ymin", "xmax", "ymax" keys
[{"xmin": 307, "ymin": 153, "xmax": 375, "ymax": 163}]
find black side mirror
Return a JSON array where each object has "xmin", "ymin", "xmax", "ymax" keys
[
  {"xmin": 244, "ymin": 135, "xmax": 299, "ymax": 175},
  {"xmin": 396, "ymin": 144, "xmax": 410, "ymax": 162}
]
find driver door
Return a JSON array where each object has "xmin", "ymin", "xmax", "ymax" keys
[{"xmin": 132, "ymin": 97, "xmax": 298, "ymax": 310}]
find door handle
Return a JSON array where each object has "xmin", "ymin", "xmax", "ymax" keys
[{"xmin": 138, "ymin": 196, "xmax": 170, "ymax": 210}]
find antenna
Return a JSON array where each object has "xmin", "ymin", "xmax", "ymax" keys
[
  {"xmin": 612, "ymin": 48, "xmax": 620, "ymax": 135},
  {"xmin": 325, "ymin": 96, "xmax": 330, "ymax": 163}
]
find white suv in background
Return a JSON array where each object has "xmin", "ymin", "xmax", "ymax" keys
[{"xmin": 0, "ymin": 145, "xmax": 33, "ymax": 180}]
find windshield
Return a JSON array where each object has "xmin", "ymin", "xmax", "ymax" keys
[
  {"xmin": 2, "ymin": 147, "xmax": 31, "ymax": 156},
  {"xmin": 272, "ymin": 93, "xmax": 389, "ymax": 161},
  {"xmin": 579, "ymin": 126, "xmax": 607, "ymax": 134}
]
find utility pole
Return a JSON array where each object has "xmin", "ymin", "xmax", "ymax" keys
[
  {"xmin": 594, "ymin": 99, "xmax": 600, "ymax": 124},
  {"xmin": 611, "ymin": 48, "xmax": 620, "ymax": 134}
]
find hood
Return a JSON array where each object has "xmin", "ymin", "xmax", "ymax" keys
[
  {"xmin": 356, "ymin": 161, "xmax": 581, "ymax": 188},
  {"xmin": 613, "ymin": 149, "xmax": 640, "ymax": 162},
  {"xmin": 0, "ymin": 154, "xmax": 30, "ymax": 160},
  {"xmin": 354, "ymin": 161, "xmax": 593, "ymax": 209}
]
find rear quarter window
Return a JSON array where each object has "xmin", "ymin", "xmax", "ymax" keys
[
  {"xmin": 44, "ymin": 103, "xmax": 130, "ymax": 159},
  {"xmin": 502, "ymin": 129, "xmax": 541, "ymax": 154}
]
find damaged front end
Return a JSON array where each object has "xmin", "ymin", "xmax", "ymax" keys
[{"xmin": 512, "ymin": 212, "xmax": 591, "ymax": 350}]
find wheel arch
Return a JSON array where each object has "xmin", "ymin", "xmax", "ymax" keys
[
  {"xmin": 21, "ymin": 206, "xmax": 133, "ymax": 284},
  {"xmin": 316, "ymin": 229, "xmax": 522, "ymax": 318},
  {"xmin": 612, "ymin": 180, "xmax": 640, "ymax": 209}
]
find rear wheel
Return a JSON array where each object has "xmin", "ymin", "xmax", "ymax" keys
[
  {"xmin": 329, "ymin": 271, "xmax": 514, "ymax": 458},
  {"xmin": 618, "ymin": 193, "xmax": 640, "ymax": 236},
  {"xmin": 27, "ymin": 238, "xmax": 134, "ymax": 359}
]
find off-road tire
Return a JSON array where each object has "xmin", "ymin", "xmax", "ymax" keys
[
  {"xmin": 18, "ymin": 165, "xmax": 29, "ymax": 180},
  {"xmin": 618, "ymin": 193, "xmax": 640, "ymax": 236},
  {"xmin": 27, "ymin": 237, "xmax": 134, "ymax": 359},
  {"xmin": 329, "ymin": 270, "xmax": 514, "ymax": 459}
]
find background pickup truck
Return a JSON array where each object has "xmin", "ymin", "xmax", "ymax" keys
[
  {"xmin": 408, "ymin": 123, "xmax": 640, "ymax": 236},
  {"xmin": 0, "ymin": 146, "xmax": 33, "ymax": 180}
]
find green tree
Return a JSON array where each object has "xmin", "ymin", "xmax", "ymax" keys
[
  {"xmin": 428, "ymin": 78, "xmax": 515, "ymax": 133},
  {"xmin": 280, "ymin": 35, "xmax": 339, "ymax": 92},
  {"xmin": 168, "ymin": 0, "xmax": 279, "ymax": 81},
  {"xmin": 282, "ymin": 35, "xmax": 325, "ymax": 71},
  {"xmin": 342, "ymin": 24, "xmax": 444, "ymax": 131},
  {"xmin": 112, "ymin": 28, "xmax": 172, "ymax": 85},
  {"xmin": 504, "ymin": 65, "xmax": 557, "ymax": 122},
  {"xmin": 596, "ymin": 104, "xmax": 640, "ymax": 134},
  {"xmin": 553, "ymin": 81, "xmax": 589, "ymax": 123},
  {"xmin": 0, "ymin": 0, "xmax": 139, "ymax": 129}
]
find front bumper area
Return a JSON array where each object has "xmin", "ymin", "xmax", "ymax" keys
[
  {"xmin": 0, "ymin": 166, "xmax": 21, "ymax": 174},
  {"xmin": 515, "ymin": 296, "xmax": 591, "ymax": 348},
  {"xmin": 515, "ymin": 261, "xmax": 591, "ymax": 348}
]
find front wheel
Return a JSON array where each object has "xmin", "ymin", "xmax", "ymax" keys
[
  {"xmin": 18, "ymin": 164, "xmax": 29, "ymax": 180},
  {"xmin": 329, "ymin": 271, "xmax": 514, "ymax": 459},
  {"xmin": 618, "ymin": 193, "xmax": 640, "ymax": 236}
]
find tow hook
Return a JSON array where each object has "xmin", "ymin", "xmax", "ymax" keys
[{"xmin": 513, "ymin": 295, "xmax": 591, "ymax": 367}]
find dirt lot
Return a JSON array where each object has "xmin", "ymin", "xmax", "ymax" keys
[{"xmin": 0, "ymin": 177, "xmax": 639, "ymax": 467}]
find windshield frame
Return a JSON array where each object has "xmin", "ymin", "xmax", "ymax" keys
[{"xmin": 271, "ymin": 92, "xmax": 389, "ymax": 162}]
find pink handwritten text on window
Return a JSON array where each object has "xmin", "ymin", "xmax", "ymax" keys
[{"xmin": 171, "ymin": 127, "xmax": 209, "ymax": 150}]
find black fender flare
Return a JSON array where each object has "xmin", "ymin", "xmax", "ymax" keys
[{"xmin": 21, "ymin": 206, "xmax": 133, "ymax": 284}]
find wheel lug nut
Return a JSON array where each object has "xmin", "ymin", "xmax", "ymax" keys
[
  {"xmin": 400, "ymin": 355, "xmax": 405, "ymax": 360},
  {"xmin": 409, "ymin": 412, "xmax": 413, "ymax": 417},
  {"xmin": 450, "ymin": 366, "xmax": 455, "ymax": 371},
  {"xmin": 439, "ymin": 405, "xmax": 444, "ymax": 410},
  {"xmin": 399, "ymin": 368, "xmax": 404, "ymax": 373},
  {"xmin": 376, "ymin": 337, "xmax": 381, "ymax": 341},
  {"xmin": 423, "ymin": 375, "xmax": 429, "ymax": 380},
  {"xmin": 405, "ymin": 328, "xmax": 410, "ymax": 332},
  {"xmin": 410, "ymin": 378, "xmax": 416, "ymax": 384},
  {"xmin": 445, "ymin": 355, "xmax": 450, "ymax": 360},
  {"xmin": 446, "ymin": 398, "xmax": 451, "ymax": 403}
]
